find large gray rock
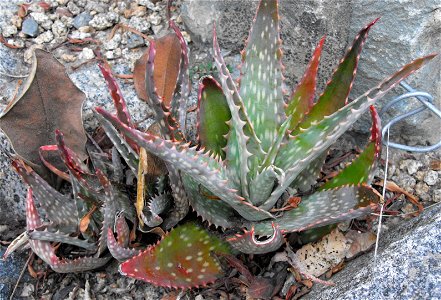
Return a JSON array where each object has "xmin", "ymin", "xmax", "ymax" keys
[
  {"xmin": 305, "ymin": 202, "xmax": 441, "ymax": 299},
  {"xmin": 348, "ymin": 0, "xmax": 441, "ymax": 146},
  {"xmin": 181, "ymin": 0, "xmax": 352, "ymax": 91}
]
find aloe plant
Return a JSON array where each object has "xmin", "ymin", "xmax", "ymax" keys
[
  {"xmin": 2, "ymin": 0, "xmax": 435, "ymax": 292},
  {"xmin": 97, "ymin": 0, "xmax": 433, "ymax": 259}
]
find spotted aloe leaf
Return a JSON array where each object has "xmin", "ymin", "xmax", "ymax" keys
[
  {"xmin": 28, "ymin": 230, "xmax": 96, "ymax": 250},
  {"xmin": 96, "ymin": 107, "xmax": 273, "ymax": 221},
  {"xmin": 169, "ymin": 20, "xmax": 190, "ymax": 131},
  {"xmin": 99, "ymin": 64, "xmax": 135, "ymax": 128},
  {"xmin": 197, "ymin": 76, "xmax": 231, "ymax": 159},
  {"xmin": 296, "ymin": 18, "xmax": 379, "ymax": 131},
  {"xmin": 25, "ymin": 188, "xmax": 58, "ymax": 265},
  {"xmin": 239, "ymin": 0, "xmax": 285, "ymax": 152},
  {"xmin": 107, "ymin": 228, "xmax": 140, "ymax": 261},
  {"xmin": 182, "ymin": 175, "xmax": 238, "ymax": 229},
  {"xmin": 267, "ymin": 54, "xmax": 435, "ymax": 208},
  {"xmin": 286, "ymin": 36, "xmax": 325, "ymax": 130},
  {"xmin": 13, "ymin": 160, "xmax": 78, "ymax": 231},
  {"xmin": 162, "ymin": 165, "xmax": 190, "ymax": 229},
  {"xmin": 115, "ymin": 213, "xmax": 130, "ymax": 247},
  {"xmin": 141, "ymin": 192, "xmax": 171, "ymax": 228},
  {"xmin": 119, "ymin": 223, "xmax": 230, "ymax": 289},
  {"xmin": 213, "ymin": 27, "xmax": 262, "ymax": 199},
  {"xmin": 227, "ymin": 224, "xmax": 284, "ymax": 255},
  {"xmin": 94, "ymin": 112, "xmax": 139, "ymax": 176},
  {"xmin": 253, "ymin": 185, "xmax": 380, "ymax": 235},
  {"xmin": 95, "ymin": 169, "xmax": 116, "ymax": 256},
  {"xmin": 145, "ymin": 41, "xmax": 183, "ymax": 141},
  {"xmin": 320, "ymin": 105, "xmax": 381, "ymax": 190},
  {"xmin": 51, "ymin": 256, "xmax": 111, "ymax": 273}
]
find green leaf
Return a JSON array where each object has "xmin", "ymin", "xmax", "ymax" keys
[
  {"xmin": 96, "ymin": 107, "xmax": 273, "ymax": 221},
  {"xmin": 213, "ymin": 26, "xmax": 262, "ymax": 199},
  {"xmin": 119, "ymin": 223, "xmax": 230, "ymax": 289},
  {"xmin": 239, "ymin": 0, "xmax": 285, "ymax": 151},
  {"xmin": 296, "ymin": 19, "xmax": 378, "ymax": 131},
  {"xmin": 197, "ymin": 76, "xmax": 231, "ymax": 159},
  {"xmin": 286, "ymin": 36, "xmax": 325, "ymax": 130},
  {"xmin": 268, "ymin": 54, "xmax": 435, "ymax": 206},
  {"xmin": 320, "ymin": 105, "xmax": 381, "ymax": 190},
  {"xmin": 13, "ymin": 160, "xmax": 79, "ymax": 231},
  {"xmin": 253, "ymin": 185, "xmax": 379, "ymax": 235},
  {"xmin": 182, "ymin": 175, "xmax": 238, "ymax": 229}
]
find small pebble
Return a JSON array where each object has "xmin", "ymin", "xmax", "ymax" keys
[
  {"xmin": 424, "ymin": 170, "xmax": 438, "ymax": 186},
  {"xmin": 399, "ymin": 159, "xmax": 422, "ymax": 175},
  {"xmin": 79, "ymin": 47, "xmax": 95, "ymax": 60},
  {"xmin": 147, "ymin": 13, "xmax": 162, "ymax": 25},
  {"xmin": 11, "ymin": 15, "xmax": 22, "ymax": 29},
  {"xmin": 90, "ymin": 13, "xmax": 113, "ymax": 30},
  {"xmin": 128, "ymin": 16, "xmax": 151, "ymax": 33},
  {"xmin": 2, "ymin": 25, "xmax": 18, "ymax": 38},
  {"xmin": 21, "ymin": 18, "xmax": 39, "ymax": 37},
  {"xmin": 127, "ymin": 32, "xmax": 145, "ymax": 49},
  {"xmin": 34, "ymin": 30, "xmax": 54, "ymax": 44},
  {"xmin": 60, "ymin": 53, "xmax": 77, "ymax": 63},
  {"xmin": 67, "ymin": 1, "xmax": 81, "ymax": 15},
  {"xmin": 73, "ymin": 12, "xmax": 92, "ymax": 29},
  {"xmin": 433, "ymin": 189, "xmax": 441, "ymax": 202},
  {"xmin": 51, "ymin": 19, "xmax": 68, "ymax": 38}
]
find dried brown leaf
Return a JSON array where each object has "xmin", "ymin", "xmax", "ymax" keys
[
  {"xmin": 133, "ymin": 33, "xmax": 181, "ymax": 107},
  {"xmin": 0, "ymin": 49, "xmax": 87, "ymax": 177}
]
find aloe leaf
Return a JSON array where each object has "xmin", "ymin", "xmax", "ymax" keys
[
  {"xmin": 119, "ymin": 223, "xmax": 230, "ymax": 289},
  {"xmin": 96, "ymin": 107, "xmax": 274, "ymax": 221},
  {"xmin": 253, "ymin": 185, "xmax": 380, "ymax": 235},
  {"xmin": 320, "ymin": 105, "xmax": 382, "ymax": 190},
  {"xmin": 296, "ymin": 19, "xmax": 378, "ymax": 130},
  {"xmin": 286, "ymin": 36, "xmax": 325, "ymax": 130},
  {"xmin": 95, "ymin": 111, "xmax": 139, "ymax": 175},
  {"xmin": 290, "ymin": 152, "xmax": 326, "ymax": 193},
  {"xmin": 163, "ymin": 166, "xmax": 190, "ymax": 229},
  {"xmin": 107, "ymin": 228, "xmax": 140, "ymax": 261},
  {"xmin": 51, "ymin": 256, "xmax": 111, "ymax": 273},
  {"xmin": 239, "ymin": 0, "xmax": 285, "ymax": 151},
  {"xmin": 95, "ymin": 169, "xmax": 116, "ymax": 256},
  {"xmin": 141, "ymin": 193, "xmax": 171, "ymax": 228},
  {"xmin": 197, "ymin": 76, "xmax": 231, "ymax": 159},
  {"xmin": 213, "ymin": 26, "xmax": 263, "ymax": 199},
  {"xmin": 227, "ymin": 224, "xmax": 284, "ymax": 254},
  {"xmin": 25, "ymin": 188, "xmax": 59, "ymax": 266},
  {"xmin": 170, "ymin": 20, "xmax": 190, "ymax": 132},
  {"xmin": 250, "ymin": 167, "xmax": 278, "ymax": 206},
  {"xmin": 55, "ymin": 130, "xmax": 101, "ymax": 193},
  {"xmin": 145, "ymin": 41, "xmax": 183, "ymax": 141},
  {"xmin": 182, "ymin": 175, "xmax": 238, "ymax": 229},
  {"xmin": 260, "ymin": 115, "xmax": 292, "ymax": 170},
  {"xmin": 28, "ymin": 230, "xmax": 96, "ymax": 250},
  {"xmin": 13, "ymin": 160, "xmax": 78, "ymax": 231},
  {"xmin": 114, "ymin": 213, "xmax": 130, "ymax": 247},
  {"xmin": 268, "ymin": 54, "xmax": 435, "ymax": 206}
]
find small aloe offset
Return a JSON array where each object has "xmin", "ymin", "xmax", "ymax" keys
[{"xmin": 2, "ymin": 0, "xmax": 435, "ymax": 292}]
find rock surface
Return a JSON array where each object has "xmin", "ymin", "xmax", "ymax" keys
[
  {"xmin": 181, "ymin": 0, "xmax": 351, "ymax": 92},
  {"xmin": 305, "ymin": 202, "xmax": 441, "ymax": 300},
  {"xmin": 348, "ymin": 0, "xmax": 441, "ymax": 146}
]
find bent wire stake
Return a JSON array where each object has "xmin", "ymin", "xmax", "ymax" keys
[{"xmin": 380, "ymin": 81, "xmax": 441, "ymax": 152}]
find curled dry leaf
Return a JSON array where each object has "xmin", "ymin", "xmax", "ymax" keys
[
  {"xmin": 0, "ymin": 49, "xmax": 87, "ymax": 178},
  {"xmin": 133, "ymin": 33, "xmax": 181, "ymax": 106}
]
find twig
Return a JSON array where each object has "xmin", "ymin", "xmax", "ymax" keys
[
  {"xmin": 108, "ymin": 23, "xmax": 151, "ymax": 41},
  {"xmin": 9, "ymin": 250, "xmax": 33, "ymax": 300},
  {"xmin": 371, "ymin": 201, "xmax": 441, "ymax": 218}
]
